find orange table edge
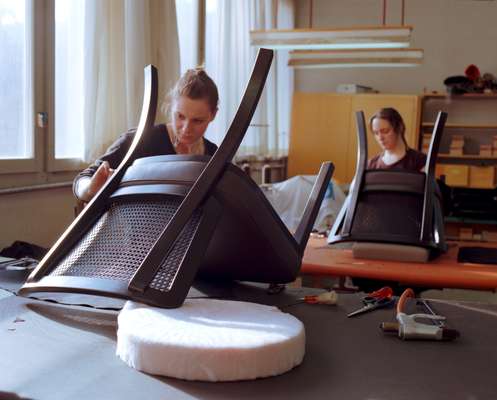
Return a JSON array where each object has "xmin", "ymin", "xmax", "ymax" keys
[{"xmin": 302, "ymin": 237, "xmax": 497, "ymax": 290}]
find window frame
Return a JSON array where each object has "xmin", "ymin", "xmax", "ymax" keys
[
  {"xmin": 0, "ymin": 0, "xmax": 42, "ymax": 175},
  {"xmin": 0, "ymin": 0, "xmax": 86, "ymax": 188},
  {"xmin": 45, "ymin": 0, "xmax": 86, "ymax": 173}
]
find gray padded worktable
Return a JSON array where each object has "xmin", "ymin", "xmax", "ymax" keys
[{"xmin": 1, "ymin": 268, "xmax": 497, "ymax": 400}]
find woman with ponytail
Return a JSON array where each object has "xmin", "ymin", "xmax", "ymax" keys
[{"xmin": 73, "ymin": 68, "xmax": 219, "ymax": 202}]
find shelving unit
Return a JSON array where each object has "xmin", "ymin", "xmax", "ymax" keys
[
  {"xmin": 445, "ymin": 216, "xmax": 497, "ymax": 225},
  {"xmin": 420, "ymin": 93, "xmax": 497, "ymax": 241},
  {"xmin": 436, "ymin": 154, "xmax": 497, "ymax": 168},
  {"xmin": 438, "ymin": 154, "xmax": 497, "ymax": 159},
  {"xmin": 422, "ymin": 123, "xmax": 497, "ymax": 129},
  {"xmin": 420, "ymin": 93, "xmax": 497, "ymax": 186}
]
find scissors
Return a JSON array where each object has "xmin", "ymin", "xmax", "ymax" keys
[{"xmin": 347, "ymin": 286, "xmax": 395, "ymax": 318}]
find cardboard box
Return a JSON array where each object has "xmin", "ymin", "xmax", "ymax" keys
[
  {"xmin": 459, "ymin": 227, "xmax": 473, "ymax": 241},
  {"xmin": 492, "ymin": 135, "xmax": 497, "ymax": 155},
  {"xmin": 450, "ymin": 141, "xmax": 464, "ymax": 149},
  {"xmin": 336, "ymin": 84, "xmax": 374, "ymax": 93},
  {"xmin": 480, "ymin": 144, "xmax": 492, "ymax": 157},
  {"xmin": 469, "ymin": 166, "xmax": 495, "ymax": 189},
  {"xmin": 438, "ymin": 164, "xmax": 469, "ymax": 187},
  {"xmin": 448, "ymin": 135, "xmax": 465, "ymax": 156},
  {"xmin": 422, "ymin": 134, "xmax": 432, "ymax": 146},
  {"xmin": 449, "ymin": 146, "xmax": 463, "ymax": 156},
  {"xmin": 482, "ymin": 230, "xmax": 497, "ymax": 242},
  {"xmin": 450, "ymin": 135, "xmax": 465, "ymax": 147},
  {"xmin": 435, "ymin": 164, "xmax": 445, "ymax": 179}
]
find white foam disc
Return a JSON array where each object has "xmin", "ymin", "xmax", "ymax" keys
[{"xmin": 116, "ymin": 299, "xmax": 305, "ymax": 381}]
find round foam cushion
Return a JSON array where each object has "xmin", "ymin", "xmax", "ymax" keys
[{"xmin": 116, "ymin": 299, "xmax": 305, "ymax": 381}]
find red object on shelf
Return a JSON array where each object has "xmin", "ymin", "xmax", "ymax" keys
[{"xmin": 465, "ymin": 64, "xmax": 481, "ymax": 82}]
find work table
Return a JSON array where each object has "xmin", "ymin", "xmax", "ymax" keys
[
  {"xmin": 1, "ymin": 267, "xmax": 497, "ymax": 399},
  {"xmin": 302, "ymin": 237, "xmax": 497, "ymax": 290}
]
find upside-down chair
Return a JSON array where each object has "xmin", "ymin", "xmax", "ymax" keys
[
  {"xmin": 328, "ymin": 110, "xmax": 448, "ymax": 262},
  {"xmin": 20, "ymin": 49, "xmax": 334, "ymax": 308}
]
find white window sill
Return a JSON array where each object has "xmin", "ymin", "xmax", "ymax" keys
[{"xmin": 0, "ymin": 181, "xmax": 72, "ymax": 195}]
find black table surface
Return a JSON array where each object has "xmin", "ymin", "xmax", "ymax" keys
[{"xmin": 1, "ymin": 269, "xmax": 497, "ymax": 400}]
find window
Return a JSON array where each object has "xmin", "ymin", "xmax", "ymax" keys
[
  {"xmin": 202, "ymin": 0, "xmax": 293, "ymax": 157},
  {"xmin": 0, "ymin": 0, "xmax": 33, "ymax": 162},
  {"xmin": 0, "ymin": 0, "xmax": 85, "ymax": 185},
  {"xmin": 175, "ymin": 0, "xmax": 199, "ymax": 73},
  {"xmin": 54, "ymin": 0, "xmax": 85, "ymax": 160}
]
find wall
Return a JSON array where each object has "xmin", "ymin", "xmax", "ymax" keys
[
  {"xmin": 295, "ymin": 0, "xmax": 497, "ymax": 94},
  {"xmin": 0, "ymin": 187, "xmax": 75, "ymax": 251}
]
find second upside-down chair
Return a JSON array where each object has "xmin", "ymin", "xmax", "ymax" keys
[{"xmin": 328, "ymin": 110, "xmax": 448, "ymax": 262}]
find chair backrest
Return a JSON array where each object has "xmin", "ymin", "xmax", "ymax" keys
[
  {"xmin": 328, "ymin": 110, "xmax": 448, "ymax": 258},
  {"xmin": 20, "ymin": 49, "xmax": 334, "ymax": 308}
]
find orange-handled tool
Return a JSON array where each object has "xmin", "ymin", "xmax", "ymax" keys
[
  {"xmin": 302, "ymin": 291, "xmax": 338, "ymax": 305},
  {"xmin": 396, "ymin": 287, "xmax": 415, "ymax": 314},
  {"xmin": 381, "ymin": 288, "xmax": 459, "ymax": 341}
]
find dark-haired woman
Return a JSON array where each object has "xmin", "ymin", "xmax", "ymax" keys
[
  {"xmin": 73, "ymin": 68, "xmax": 219, "ymax": 202},
  {"xmin": 367, "ymin": 107, "xmax": 426, "ymax": 171}
]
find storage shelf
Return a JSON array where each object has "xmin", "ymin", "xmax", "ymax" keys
[
  {"xmin": 422, "ymin": 92, "xmax": 497, "ymax": 229},
  {"xmin": 434, "ymin": 155, "xmax": 497, "ymax": 167},
  {"xmin": 438, "ymin": 154, "xmax": 497, "ymax": 160},
  {"xmin": 423, "ymin": 93, "xmax": 497, "ymax": 99},
  {"xmin": 445, "ymin": 235, "xmax": 497, "ymax": 243},
  {"xmin": 422, "ymin": 123, "xmax": 497, "ymax": 129},
  {"xmin": 445, "ymin": 216, "xmax": 497, "ymax": 225}
]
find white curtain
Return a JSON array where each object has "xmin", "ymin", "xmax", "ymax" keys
[
  {"xmin": 83, "ymin": 0, "xmax": 180, "ymax": 162},
  {"xmin": 204, "ymin": 0, "xmax": 294, "ymax": 158}
]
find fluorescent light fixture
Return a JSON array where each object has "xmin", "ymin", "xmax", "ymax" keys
[
  {"xmin": 288, "ymin": 48, "xmax": 423, "ymax": 68},
  {"xmin": 249, "ymin": 26, "xmax": 412, "ymax": 50}
]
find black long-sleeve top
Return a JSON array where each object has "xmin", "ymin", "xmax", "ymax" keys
[{"xmin": 73, "ymin": 123, "xmax": 218, "ymax": 198}]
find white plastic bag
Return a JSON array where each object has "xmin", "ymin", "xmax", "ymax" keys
[{"xmin": 262, "ymin": 175, "xmax": 346, "ymax": 233}]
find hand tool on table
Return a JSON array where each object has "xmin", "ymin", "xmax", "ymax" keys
[
  {"xmin": 416, "ymin": 298, "xmax": 444, "ymax": 327},
  {"xmin": 301, "ymin": 291, "xmax": 338, "ymax": 305},
  {"xmin": 347, "ymin": 286, "xmax": 395, "ymax": 317},
  {"xmin": 380, "ymin": 288, "xmax": 460, "ymax": 340},
  {"xmin": 0, "ymin": 257, "xmax": 39, "ymax": 271}
]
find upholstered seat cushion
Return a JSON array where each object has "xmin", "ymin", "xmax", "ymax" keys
[{"xmin": 116, "ymin": 299, "xmax": 305, "ymax": 381}]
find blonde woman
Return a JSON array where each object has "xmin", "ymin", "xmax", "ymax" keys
[{"xmin": 74, "ymin": 69, "xmax": 219, "ymax": 202}]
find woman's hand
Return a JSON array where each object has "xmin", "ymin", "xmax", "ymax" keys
[
  {"xmin": 91, "ymin": 161, "xmax": 115, "ymax": 194},
  {"xmin": 76, "ymin": 161, "xmax": 115, "ymax": 202}
]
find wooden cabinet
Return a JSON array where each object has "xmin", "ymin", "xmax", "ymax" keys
[
  {"xmin": 288, "ymin": 92, "xmax": 420, "ymax": 183},
  {"xmin": 288, "ymin": 93, "xmax": 351, "ymax": 182}
]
